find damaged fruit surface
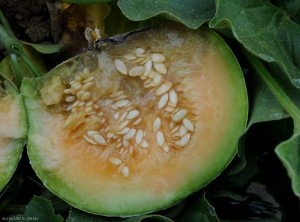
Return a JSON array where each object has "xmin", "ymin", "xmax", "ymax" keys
[
  {"xmin": 0, "ymin": 74, "xmax": 27, "ymax": 192},
  {"xmin": 21, "ymin": 24, "xmax": 248, "ymax": 216}
]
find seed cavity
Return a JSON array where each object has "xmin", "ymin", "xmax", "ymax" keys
[{"xmin": 61, "ymin": 48, "xmax": 196, "ymax": 178}]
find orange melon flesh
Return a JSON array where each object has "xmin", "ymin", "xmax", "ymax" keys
[
  {"xmin": 0, "ymin": 85, "xmax": 27, "ymax": 191},
  {"xmin": 22, "ymin": 25, "xmax": 248, "ymax": 216}
]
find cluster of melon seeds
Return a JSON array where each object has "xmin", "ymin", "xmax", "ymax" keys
[{"xmin": 61, "ymin": 48, "xmax": 196, "ymax": 177}]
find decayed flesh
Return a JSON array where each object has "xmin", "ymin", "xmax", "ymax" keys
[{"xmin": 41, "ymin": 46, "xmax": 197, "ymax": 178}]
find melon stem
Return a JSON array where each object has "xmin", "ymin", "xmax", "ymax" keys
[
  {"xmin": 0, "ymin": 10, "xmax": 42, "ymax": 85},
  {"xmin": 10, "ymin": 53, "xmax": 23, "ymax": 88}
]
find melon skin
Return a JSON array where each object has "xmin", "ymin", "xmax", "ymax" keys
[
  {"xmin": 0, "ymin": 138, "xmax": 24, "ymax": 191},
  {"xmin": 0, "ymin": 77, "xmax": 27, "ymax": 192},
  {"xmin": 22, "ymin": 24, "xmax": 248, "ymax": 216}
]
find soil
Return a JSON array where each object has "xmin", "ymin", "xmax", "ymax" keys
[
  {"xmin": 0, "ymin": 0, "xmax": 58, "ymax": 43},
  {"xmin": 0, "ymin": 0, "xmax": 89, "ymax": 62},
  {"xmin": 0, "ymin": 0, "xmax": 65, "ymax": 61}
]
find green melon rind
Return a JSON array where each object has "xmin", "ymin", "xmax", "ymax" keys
[
  {"xmin": 22, "ymin": 26, "xmax": 248, "ymax": 216},
  {"xmin": 0, "ymin": 138, "xmax": 24, "ymax": 192},
  {"xmin": 0, "ymin": 73, "xmax": 27, "ymax": 192}
]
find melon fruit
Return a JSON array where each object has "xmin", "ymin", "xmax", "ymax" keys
[
  {"xmin": 0, "ymin": 74, "xmax": 27, "ymax": 192},
  {"xmin": 21, "ymin": 24, "xmax": 248, "ymax": 216}
]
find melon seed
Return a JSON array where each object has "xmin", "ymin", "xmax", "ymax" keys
[
  {"xmin": 114, "ymin": 59, "xmax": 128, "ymax": 75},
  {"xmin": 129, "ymin": 66, "xmax": 145, "ymax": 76},
  {"xmin": 109, "ymin": 157, "xmax": 122, "ymax": 166},
  {"xmin": 183, "ymin": 118, "xmax": 194, "ymax": 131},
  {"xmin": 153, "ymin": 117, "xmax": 161, "ymax": 132},
  {"xmin": 155, "ymin": 82, "xmax": 173, "ymax": 96},
  {"xmin": 151, "ymin": 53, "xmax": 166, "ymax": 63},
  {"xmin": 153, "ymin": 62, "xmax": 167, "ymax": 74},
  {"xmin": 158, "ymin": 93, "xmax": 169, "ymax": 109},
  {"xmin": 156, "ymin": 131, "xmax": 165, "ymax": 147},
  {"xmin": 172, "ymin": 109, "xmax": 187, "ymax": 122}
]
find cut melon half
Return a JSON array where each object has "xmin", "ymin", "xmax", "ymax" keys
[
  {"xmin": 22, "ymin": 24, "xmax": 248, "ymax": 216},
  {"xmin": 0, "ymin": 73, "xmax": 27, "ymax": 192}
]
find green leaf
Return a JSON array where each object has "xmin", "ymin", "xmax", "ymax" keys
[
  {"xmin": 210, "ymin": 0, "xmax": 300, "ymax": 88},
  {"xmin": 275, "ymin": 127, "xmax": 300, "ymax": 196},
  {"xmin": 175, "ymin": 192, "xmax": 219, "ymax": 222},
  {"xmin": 0, "ymin": 56, "xmax": 34, "ymax": 85},
  {"xmin": 241, "ymin": 47, "xmax": 300, "ymax": 196},
  {"xmin": 117, "ymin": 0, "xmax": 215, "ymax": 29},
  {"xmin": 67, "ymin": 208, "xmax": 173, "ymax": 222},
  {"xmin": 0, "ymin": 71, "xmax": 19, "ymax": 96},
  {"xmin": 10, "ymin": 196, "xmax": 63, "ymax": 222},
  {"xmin": 22, "ymin": 42, "xmax": 64, "ymax": 54},
  {"xmin": 241, "ymin": 47, "xmax": 300, "ymax": 126},
  {"xmin": 222, "ymin": 219, "xmax": 280, "ymax": 222},
  {"xmin": 212, "ymin": 190, "xmax": 248, "ymax": 201},
  {"xmin": 286, "ymin": 0, "xmax": 300, "ymax": 24},
  {"xmin": 62, "ymin": 0, "xmax": 112, "ymax": 3},
  {"xmin": 246, "ymin": 70, "xmax": 289, "ymax": 129},
  {"xmin": 125, "ymin": 215, "xmax": 173, "ymax": 222},
  {"xmin": 105, "ymin": 2, "xmax": 165, "ymax": 37}
]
